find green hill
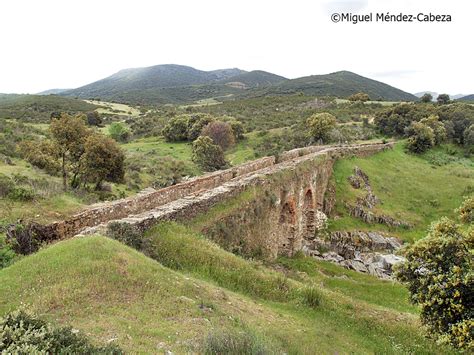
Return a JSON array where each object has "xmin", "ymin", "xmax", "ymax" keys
[
  {"xmin": 62, "ymin": 64, "xmax": 246, "ymax": 102},
  {"xmin": 458, "ymin": 94, "xmax": 474, "ymax": 102},
  {"xmin": 265, "ymin": 71, "xmax": 417, "ymax": 101},
  {"xmin": 60, "ymin": 65, "xmax": 417, "ymax": 105},
  {"xmin": 0, "ymin": 233, "xmax": 451, "ymax": 353},
  {"xmin": 0, "ymin": 94, "xmax": 97, "ymax": 122},
  {"xmin": 219, "ymin": 70, "xmax": 287, "ymax": 88}
]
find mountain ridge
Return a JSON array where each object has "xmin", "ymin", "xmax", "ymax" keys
[{"xmin": 60, "ymin": 64, "xmax": 418, "ymax": 104}]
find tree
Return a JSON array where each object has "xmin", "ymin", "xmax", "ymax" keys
[
  {"xmin": 463, "ymin": 124, "xmax": 474, "ymax": 153},
  {"xmin": 228, "ymin": 120, "xmax": 245, "ymax": 141},
  {"xmin": 395, "ymin": 202, "xmax": 473, "ymax": 350},
  {"xmin": 405, "ymin": 121, "xmax": 435, "ymax": 153},
  {"xmin": 420, "ymin": 93, "xmax": 433, "ymax": 103},
  {"xmin": 187, "ymin": 114, "xmax": 214, "ymax": 141},
  {"xmin": 437, "ymin": 94, "xmax": 451, "ymax": 105},
  {"xmin": 50, "ymin": 113, "xmax": 91, "ymax": 190},
  {"xmin": 81, "ymin": 134, "xmax": 125, "ymax": 190},
  {"xmin": 348, "ymin": 92, "xmax": 370, "ymax": 102},
  {"xmin": 162, "ymin": 116, "xmax": 189, "ymax": 142},
  {"xmin": 192, "ymin": 136, "xmax": 227, "ymax": 171},
  {"xmin": 200, "ymin": 121, "xmax": 235, "ymax": 150},
  {"xmin": 85, "ymin": 111, "xmax": 103, "ymax": 126},
  {"xmin": 108, "ymin": 122, "xmax": 130, "ymax": 143},
  {"xmin": 420, "ymin": 115, "xmax": 447, "ymax": 145},
  {"xmin": 306, "ymin": 113, "xmax": 337, "ymax": 143}
]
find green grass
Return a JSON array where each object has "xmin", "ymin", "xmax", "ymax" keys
[
  {"xmin": 330, "ymin": 142, "xmax": 473, "ymax": 242},
  {"xmin": 0, "ymin": 232, "xmax": 456, "ymax": 353}
]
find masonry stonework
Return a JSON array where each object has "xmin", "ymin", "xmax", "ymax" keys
[{"xmin": 58, "ymin": 142, "xmax": 394, "ymax": 259}]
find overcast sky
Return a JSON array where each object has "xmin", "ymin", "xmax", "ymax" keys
[{"xmin": 0, "ymin": 0, "xmax": 472, "ymax": 95}]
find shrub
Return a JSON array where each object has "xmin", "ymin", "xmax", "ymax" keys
[
  {"xmin": 405, "ymin": 122, "xmax": 435, "ymax": 153},
  {"xmin": 0, "ymin": 235, "xmax": 17, "ymax": 269},
  {"xmin": 348, "ymin": 92, "xmax": 370, "ymax": 102},
  {"xmin": 300, "ymin": 286, "xmax": 323, "ymax": 309},
  {"xmin": 187, "ymin": 113, "xmax": 215, "ymax": 141},
  {"xmin": 395, "ymin": 212, "xmax": 473, "ymax": 350},
  {"xmin": 8, "ymin": 186, "xmax": 36, "ymax": 201},
  {"xmin": 162, "ymin": 116, "xmax": 189, "ymax": 142},
  {"xmin": 0, "ymin": 174, "xmax": 14, "ymax": 198},
  {"xmin": 5, "ymin": 222, "xmax": 54, "ymax": 255},
  {"xmin": 228, "ymin": 120, "xmax": 245, "ymax": 140},
  {"xmin": 108, "ymin": 122, "xmax": 130, "ymax": 143},
  {"xmin": 200, "ymin": 121, "xmax": 235, "ymax": 150},
  {"xmin": 306, "ymin": 113, "xmax": 337, "ymax": 143},
  {"xmin": 106, "ymin": 222, "xmax": 146, "ymax": 250},
  {"xmin": 204, "ymin": 328, "xmax": 270, "ymax": 355},
  {"xmin": 192, "ymin": 136, "xmax": 228, "ymax": 171},
  {"xmin": 0, "ymin": 309, "xmax": 122, "ymax": 354},
  {"xmin": 457, "ymin": 196, "xmax": 474, "ymax": 224}
]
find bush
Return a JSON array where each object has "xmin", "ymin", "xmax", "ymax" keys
[
  {"xmin": 0, "ymin": 235, "xmax": 17, "ymax": 269},
  {"xmin": 306, "ymin": 113, "xmax": 337, "ymax": 143},
  {"xmin": 0, "ymin": 174, "xmax": 14, "ymax": 198},
  {"xmin": 395, "ymin": 211, "xmax": 473, "ymax": 350},
  {"xmin": 348, "ymin": 92, "xmax": 370, "ymax": 102},
  {"xmin": 192, "ymin": 136, "xmax": 228, "ymax": 171},
  {"xmin": 0, "ymin": 309, "xmax": 122, "ymax": 354},
  {"xmin": 106, "ymin": 222, "xmax": 146, "ymax": 250},
  {"xmin": 204, "ymin": 328, "xmax": 270, "ymax": 355},
  {"xmin": 405, "ymin": 122, "xmax": 435, "ymax": 153},
  {"xmin": 162, "ymin": 116, "xmax": 190, "ymax": 142},
  {"xmin": 300, "ymin": 286, "xmax": 323, "ymax": 309},
  {"xmin": 187, "ymin": 113, "xmax": 215, "ymax": 141},
  {"xmin": 457, "ymin": 196, "xmax": 474, "ymax": 224},
  {"xmin": 200, "ymin": 121, "xmax": 235, "ymax": 151},
  {"xmin": 5, "ymin": 222, "xmax": 54, "ymax": 255},
  {"xmin": 108, "ymin": 122, "xmax": 130, "ymax": 143}
]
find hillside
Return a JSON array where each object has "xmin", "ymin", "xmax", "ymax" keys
[
  {"xmin": 458, "ymin": 94, "xmax": 474, "ymax": 102},
  {"xmin": 60, "ymin": 65, "xmax": 418, "ymax": 105},
  {"xmin": 62, "ymin": 64, "xmax": 246, "ymax": 102},
  {"xmin": 266, "ymin": 71, "xmax": 417, "ymax": 101},
  {"xmin": 37, "ymin": 88, "xmax": 70, "ymax": 95},
  {"xmin": 0, "ymin": 233, "xmax": 452, "ymax": 353},
  {"xmin": 219, "ymin": 70, "xmax": 287, "ymax": 88},
  {"xmin": 0, "ymin": 94, "xmax": 97, "ymax": 122}
]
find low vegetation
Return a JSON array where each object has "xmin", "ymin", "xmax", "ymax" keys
[{"xmin": 396, "ymin": 200, "xmax": 473, "ymax": 350}]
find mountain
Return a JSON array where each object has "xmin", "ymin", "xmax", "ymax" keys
[
  {"xmin": 266, "ymin": 71, "xmax": 417, "ymax": 101},
  {"xmin": 37, "ymin": 88, "xmax": 71, "ymax": 95},
  {"xmin": 61, "ymin": 65, "xmax": 417, "ymax": 104},
  {"xmin": 220, "ymin": 70, "xmax": 287, "ymax": 88},
  {"xmin": 62, "ymin": 64, "xmax": 247, "ymax": 102},
  {"xmin": 458, "ymin": 94, "xmax": 474, "ymax": 102}
]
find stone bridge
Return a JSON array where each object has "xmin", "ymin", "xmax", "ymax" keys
[{"xmin": 46, "ymin": 142, "xmax": 393, "ymax": 258}]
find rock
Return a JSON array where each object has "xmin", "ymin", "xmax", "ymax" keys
[
  {"xmin": 380, "ymin": 254, "xmax": 405, "ymax": 271},
  {"xmin": 322, "ymin": 251, "xmax": 344, "ymax": 263},
  {"xmin": 343, "ymin": 259, "xmax": 368, "ymax": 273}
]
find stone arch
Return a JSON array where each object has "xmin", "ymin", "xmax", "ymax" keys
[{"xmin": 303, "ymin": 189, "xmax": 315, "ymax": 239}]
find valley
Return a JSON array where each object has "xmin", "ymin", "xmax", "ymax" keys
[{"xmin": 0, "ymin": 65, "xmax": 472, "ymax": 353}]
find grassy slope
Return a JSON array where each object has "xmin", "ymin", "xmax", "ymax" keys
[
  {"xmin": 0, "ymin": 94, "xmax": 97, "ymax": 122},
  {"xmin": 0, "ymin": 158, "xmax": 85, "ymax": 226},
  {"xmin": 0, "ymin": 232, "xmax": 454, "ymax": 354},
  {"xmin": 329, "ymin": 142, "xmax": 473, "ymax": 242}
]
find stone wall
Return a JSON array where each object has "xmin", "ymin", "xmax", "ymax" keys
[
  {"xmin": 46, "ymin": 156, "xmax": 275, "ymax": 239},
  {"xmin": 77, "ymin": 142, "xmax": 394, "ymax": 259}
]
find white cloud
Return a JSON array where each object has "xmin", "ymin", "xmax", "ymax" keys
[{"xmin": 0, "ymin": 0, "xmax": 471, "ymax": 95}]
